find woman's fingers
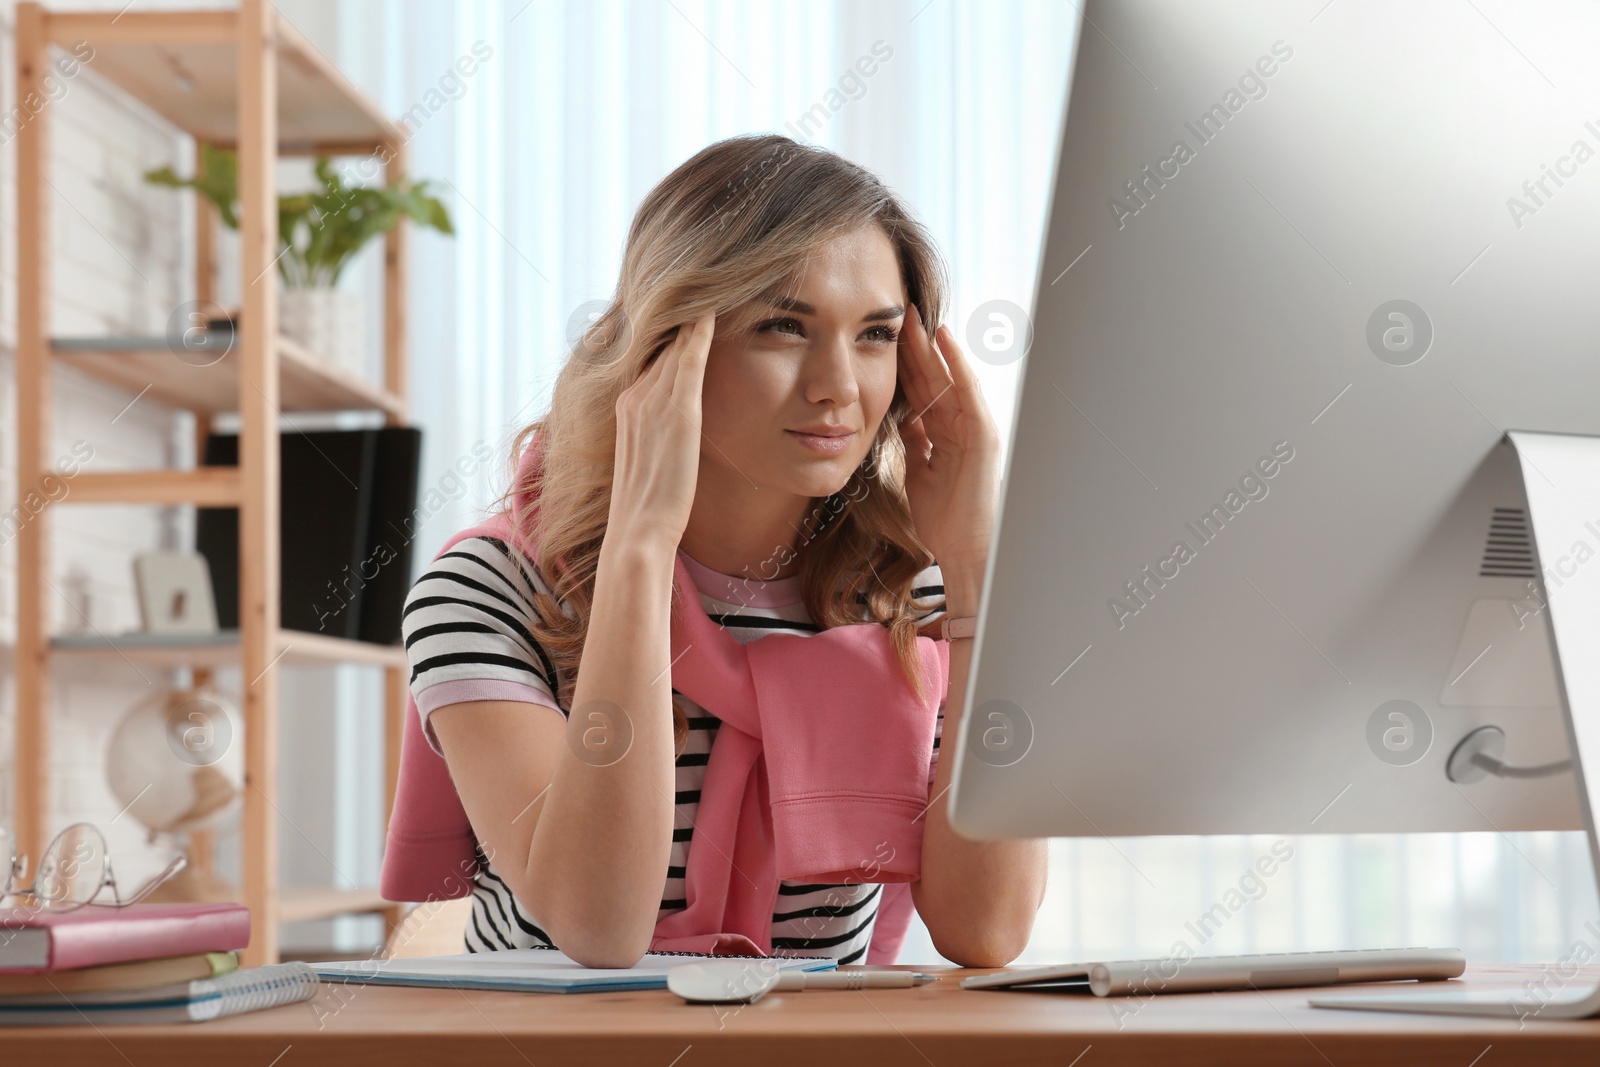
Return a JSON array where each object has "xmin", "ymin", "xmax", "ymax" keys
[
  {"xmin": 609, "ymin": 315, "xmax": 711, "ymax": 550},
  {"xmin": 900, "ymin": 305, "xmax": 961, "ymax": 436},
  {"xmin": 902, "ymin": 412, "xmax": 934, "ymax": 463},
  {"xmin": 935, "ymin": 324, "xmax": 1000, "ymax": 441},
  {"xmin": 633, "ymin": 336, "xmax": 674, "ymax": 395},
  {"xmin": 932, "ymin": 323, "xmax": 983, "ymax": 408},
  {"xmin": 898, "ymin": 304, "xmax": 937, "ymax": 413},
  {"xmin": 671, "ymin": 313, "xmax": 715, "ymax": 407}
]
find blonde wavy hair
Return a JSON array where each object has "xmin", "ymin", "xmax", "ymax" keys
[{"xmin": 502, "ymin": 133, "xmax": 951, "ymax": 729}]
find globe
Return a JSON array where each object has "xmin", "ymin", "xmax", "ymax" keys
[{"xmin": 104, "ymin": 685, "xmax": 243, "ymax": 901}]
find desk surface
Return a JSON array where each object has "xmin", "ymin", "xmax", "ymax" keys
[{"xmin": 10, "ymin": 964, "xmax": 1600, "ymax": 1067}]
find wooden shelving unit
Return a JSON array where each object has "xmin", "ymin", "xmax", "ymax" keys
[{"xmin": 14, "ymin": 1, "xmax": 413, "ymax": 966}]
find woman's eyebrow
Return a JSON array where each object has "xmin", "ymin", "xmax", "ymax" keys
[{"xmin": 763, "ymin": 296, "xmax": 905, "ymax": 323}]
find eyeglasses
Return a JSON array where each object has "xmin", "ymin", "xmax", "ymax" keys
[{"xmin": 0, "ymin": 823, "xmax": 188, "ymax": 912}]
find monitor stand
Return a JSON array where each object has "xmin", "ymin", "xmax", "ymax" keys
[{"xmin": 1312, "ymin": 430, "xmax": 1600, "ymax": 1021}]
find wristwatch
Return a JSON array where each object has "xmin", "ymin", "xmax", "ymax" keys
[{"xmin": 941, "ymin": 615, "xmax": 977, "ymax": 640}]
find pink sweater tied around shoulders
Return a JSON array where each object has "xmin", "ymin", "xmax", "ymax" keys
[{"xmin": 380, "ymin": 430, "xmax": 950, "ymax": 963}]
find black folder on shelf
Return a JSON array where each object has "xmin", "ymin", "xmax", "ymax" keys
[
  {"xmin": 358, "ymin": 427, "xmax": 425, "ymax": 645},
  {"xmin": 196, "ymin": 427, "xmax": 422, "ymax": 644}
]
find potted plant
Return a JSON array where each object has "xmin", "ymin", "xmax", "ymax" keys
[{"xmin": 145, "ymin": 144, "xmax": 453, "ymax": 378}]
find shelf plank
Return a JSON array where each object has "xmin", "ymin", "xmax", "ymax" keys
[
  {"xmin": 53, "ymin": 334, "xmax": 406, "ymax": 419},
  {"xmin": 66, "ymin": 468, "xmax": 241, "ymax": 506},
  {"xmin": 45, "ymin": 10, "xmax": 235, "ymax": 47},
  {"xmin": 279, "ymin": 886, "xmax": 395, "ymax": 923},
  {"xmin": 281, "ymin": 630, "xmax": 409, "ymax": 669},
  {"xmin": 44, "ymin": 9, "xmax": 401, "ymax": 152},
  {"xmin": 278, "ymin": 335, "xmax": 408, "ymax": 420},
  {"xmin": 50, "ymin": 629, "xmax": 406, "ymax": 670}
]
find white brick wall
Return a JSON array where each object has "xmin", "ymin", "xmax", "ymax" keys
[{"xmin": 0, "ymin": 2, "xmax": 192, "ymax": 887}]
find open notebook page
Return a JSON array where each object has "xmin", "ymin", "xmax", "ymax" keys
[{"xmin": 314, "ymin": 947, "xmax": 836, "ymax": 994}]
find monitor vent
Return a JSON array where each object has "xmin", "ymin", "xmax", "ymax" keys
[{"xmin": 1479, "ymin": 506, "xmax": 1537, "ymax": 579}]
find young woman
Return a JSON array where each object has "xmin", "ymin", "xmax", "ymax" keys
[{"xmin": 399, "ymin": 134, "xmax": 1047, "ymax": 968}]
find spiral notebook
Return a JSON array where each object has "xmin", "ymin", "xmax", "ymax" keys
[
  {"xmin": 0, "ymin": 962, "xmax": 319, "ymax": 1025},
  {"xmin": 314, "ymin": 947, "xmax": 836, "ymax": 994}
]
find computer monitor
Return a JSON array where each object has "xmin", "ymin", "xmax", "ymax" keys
[{"xmin": 947, "ymin": 0, "xmax": 1600, "ymax": 1016}]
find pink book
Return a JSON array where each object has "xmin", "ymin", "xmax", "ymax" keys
[{"xmin": 0, "ymin": 903, "xmax": 250, "ymax": 973}]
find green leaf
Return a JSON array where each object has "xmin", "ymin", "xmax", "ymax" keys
[{"xmin": 142, "ymin": 147, "xmax": 456, "ymax": 286}]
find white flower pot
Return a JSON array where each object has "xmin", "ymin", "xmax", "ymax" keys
[{"xmin": 278, "ymin": 287, "xmax": 366, "ymax": 379}]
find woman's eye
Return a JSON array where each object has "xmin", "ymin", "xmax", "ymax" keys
[{"xmin": 754, "ymin": 319, "xmax": 899, "ymax": 344}]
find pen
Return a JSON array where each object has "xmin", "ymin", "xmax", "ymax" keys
[{"xmin": 773, "ymin": 970, "xmax": 939, "ymax": 991}]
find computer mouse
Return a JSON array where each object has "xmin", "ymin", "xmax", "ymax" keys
[{"xmin": 666, "ymin": 961, "xmax": 783, "ymax": 1004}]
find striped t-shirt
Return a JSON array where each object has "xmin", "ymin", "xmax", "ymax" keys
[{"xmin": 401, "ymin": 533, "xmax": 947, "ymax": 963}]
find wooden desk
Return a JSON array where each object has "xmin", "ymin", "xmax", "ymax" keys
[{"xmin": 9, "ymin": 964, "xmax": 1600, "ymax": 1066}]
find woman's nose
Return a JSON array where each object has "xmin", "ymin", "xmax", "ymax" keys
[{"xmin": 803, "ymin": 335, "xmax": 861, "ymax": 406}]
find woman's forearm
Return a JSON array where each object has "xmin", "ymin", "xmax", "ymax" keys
[
  {"xmin": 912, "ymin": 562, "xmax": 1049, "ymax": 967},
  {"xmin": 522, "ymin": 535, "xmax": 681, "ymax": 965}
]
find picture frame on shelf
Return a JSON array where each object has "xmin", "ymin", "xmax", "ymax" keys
[{"xmin": 133, "ymin": 551, "xmax": 220, "ymax": 636}]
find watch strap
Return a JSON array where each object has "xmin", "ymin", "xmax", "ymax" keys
[{"xmin": 941, "ymin": 615, "xmax": 977, "ymax": 640}]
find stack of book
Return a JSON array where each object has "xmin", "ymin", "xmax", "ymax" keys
[{"xmin": 0, "ymin": 902, "xmax": 318, "ymax": 1025}]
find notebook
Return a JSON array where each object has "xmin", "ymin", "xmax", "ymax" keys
[
  {"xmin": 314, "ymin": 947, "xmax": 836, "ymax": 994},
  {"xmin": 0, "ymin": 951, "xmax": 238, "ymax": 996},
  {"xmin": 0, "ymin": 962, "xmax": 318, "ymax": 1025},
  {"xmin": 0, "ymin": 902, "xmax": 251, "ymax": 972}
]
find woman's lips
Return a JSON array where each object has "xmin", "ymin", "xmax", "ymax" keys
[{"xmin": 786, "ymin": 429, "xmax": 856, "ymax": 455}]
